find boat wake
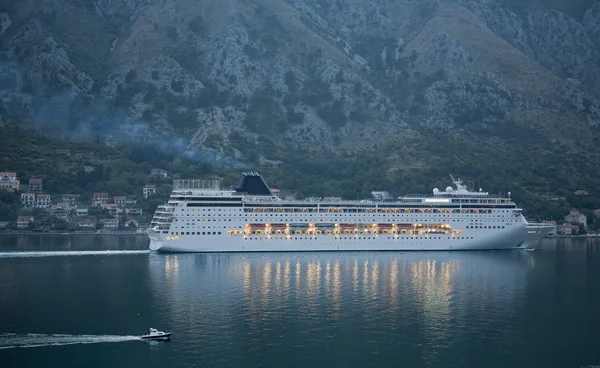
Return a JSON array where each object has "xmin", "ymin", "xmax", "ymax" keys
[
  {"xmin": 0, "ymin": 250, "xmax": 149, "ymax": 258},
  {"xmin": 0, "ymin": 333, "xmax": 140, "ymax": 349}
]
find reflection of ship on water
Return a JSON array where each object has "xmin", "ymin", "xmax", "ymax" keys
[{"xmin": 149, "ymin": 252, "xmax": 530, "ymax": 334}]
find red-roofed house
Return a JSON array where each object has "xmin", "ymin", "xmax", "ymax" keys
[
  {"xmin": 50, "ymin": 204, "xmax": 69, "ymax": 219},
  {"xmin": 17, "ymin": 216, "xmax": 33, "ymax": 229},
  {"xmin": 78, "ymin": 218, "xmax": 95, "ymax": 229},
  {"xmin": 565, "ymin": 209, "xmax": 587, "ymax": 227},
  {"xmin": 93, "ymin": 193, "xmax": 109, "ymax": 206},
  {"xmin": 35, "ymin": 194, "xmax": 51, "ymax": 208},
  {"xmin": 101, "ymin": 203, "xmax": 121, "ymax": 217},
  {"xmin": 557, "ymin": 224, "xmax": 580, "ymax": 235},
  {"xmin": 113, "ymin": 196, "xmax": 127, "ymax": 206},
  {"xmin": 28, "ymin": 178, "xmax": 43, "ymax": 193},
  {"xmin": 125, "ymin": 219, "xmax": 139, "ymax": 228}
]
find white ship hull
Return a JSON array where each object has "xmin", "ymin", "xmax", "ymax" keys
[{"xmin": 148, "ymin": 224, "xmax": 551, "ymax": 253}]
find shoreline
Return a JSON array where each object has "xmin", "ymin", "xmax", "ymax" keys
[
  {"xmin": 0, "ymin": 231, "xmax": 147, "ymax": 236},
  {"xmin": 544, "ymin": 235, "xmax": 600, "ymax": 238},
  {"xmin": 3, "ymin": 233, "xmax": 597, "ymax": 238}
]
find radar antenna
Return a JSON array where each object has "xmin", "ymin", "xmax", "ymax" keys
[{"xmin": 449, "ymin": 174, "xmax": 466, "ymax": 190}]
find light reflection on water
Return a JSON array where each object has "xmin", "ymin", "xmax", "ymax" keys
[
  {"xmin": 3, "ymin": 238, "xmax": 600, "ymax": 367},
  {"xmin": 149, "ymin": 251, "xmax": 531, "ymax": 341}
]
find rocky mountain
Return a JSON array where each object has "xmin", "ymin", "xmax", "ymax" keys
[{"xmin": 0, "ymin": 0, "xmax": 599, "ymax": 198}]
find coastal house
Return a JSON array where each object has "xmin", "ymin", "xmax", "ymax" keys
[
  {"xmin": 21, "ymin": 193, "xmax": 36, "ymax": 208},
  {"xmin": 103, "ymin": 218, "xmax": 119, "ymax": 230},
  {"xmin": 113, "ymin": 196, "xmax": 127, "ymax": 206},
  {"xmin": 0, "ymin": 172, "xmax": 20, "ymax": 191},
  {"xmin": 50, "ymin": 204, "xmax": 69, "ymax": 219},
  {"xmin": 76, "ymin": 207, "xmax": 89, "ymax": 216},
  {"xmin": 93, "ymin": 193, "xmax": 109, "ymax": 206},
  {"xmin": 557, "ymin": 224, "xmax": 579, "ymax": 235},
  {"xmin": 575, "ymin": 190, "xmax": 588, "ymax": 195},
  {"xmin": 125, "ymin": 219, "xmax": 139, "ymax": 228},
  {"xmin": 28, "ymin": 178, "xmax": 43, "ymax": 193},
  {"xmin": 143, "ymin": 184, "xmax": 156, "ymax": 199},
  {"xmin": 101, "ymin": 203, "xmax": 121, "ymax": 217},
  {"xmin": 17, "ymin": 216, "xmax": 33, "ymax": 229},
  {"xmin": 35, "ymin": 194, "xmax": 51, "ymax": 209},
  {"xmin": 565, "ymin": 209, "xmax": 587, "ymax": 227},
  {"xmin": 20, "ymin": 193, "xmax": 51, "ymax": 209},
  {"xmin": 55, "ymin": 149, "xmax": 70, "ymax": 156},
  {"xmin": 126, "ymin": 207, "xmax": 143, "ymax": 217},
  {"xmin": 78, "ymin": 218, "xmax": 95, "ymax": 230},
  {"xmin": 61, "ymin": 194, "xmax": 80, "ymax": 205},
  {"xmin": 151, "ymin": 168, "xmax": 168, "ymax": 178},
  {"xmin": 593, "ymin": 209, "xmax": 600, "ymax": 219},
  {"xmin": 75, "ymin": 153, "xmax": 91, "ymax": 160}
]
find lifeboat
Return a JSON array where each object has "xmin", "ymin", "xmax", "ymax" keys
[
  {"xmin": 247, "ymin": 223, "xmax": 267, "ymax": 235},
  {"xmin": 316, "ymin": 223, "xmax": 335, "ymax": 230},
  {"xmin": 289, "ymin": 223, "xmax": 309, "ymax": 228},
  {"xmin": 378, "ymin": 223, "xmax": 393, "ymax": 233},
  {"xmin": 270, "ymin": 224, "xmax": 287, "ymax": 234},
  {"xmin": 337, "ymin": 224, "xmax": 353, "ymax": 234}
]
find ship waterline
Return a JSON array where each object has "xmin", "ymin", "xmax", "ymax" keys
[{"xmin": 148, "ymin": 173, "xmax": 555, "ymax": 253}]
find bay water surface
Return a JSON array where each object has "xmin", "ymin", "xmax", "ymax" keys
[{"xmin": 0, "ymin": 236, "xmax": 599, "ymax": 367}]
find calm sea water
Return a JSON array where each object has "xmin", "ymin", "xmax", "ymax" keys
[{"xmin": 1, "ymin": 237, "xmax": 599, "ymax": 367}]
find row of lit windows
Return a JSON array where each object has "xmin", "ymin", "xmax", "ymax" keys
[
  {"xmin": 173, "ymin": 212, "xmax": 508, "ymax": 220},
  {"xmin": 241, "ymin": 236, "xmax": 476, "ymax": 240},
  {"xmin": 177, "ymin": 208, "xmax": 512, "ymax": 214},
  {"xmin": 240, "ymin": 208, "xmax": 495, "ymax": 214}
]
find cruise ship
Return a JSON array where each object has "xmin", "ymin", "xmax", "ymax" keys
[{"xmin": 147, "ymin": 172, "xmax": 555, "ymax": 253}]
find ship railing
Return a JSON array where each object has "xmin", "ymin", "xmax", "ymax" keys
[
  {"xmin": 525, "ymin": 222, "xmax": 555, "ymax": 227},
  {"xmin": 173, "ymin": 179, "xmax": 220, "ymax": 191},
  {"xmin": 243, "ymin": 196, "xmax": 279, "ymax": 202},
  {"xmin": 172, "ymin": 189, "xmax": 238, "ymax": 197},
  {"xmin": 402, "ymin": 193, "xmax": 509, "ymax": 199}
]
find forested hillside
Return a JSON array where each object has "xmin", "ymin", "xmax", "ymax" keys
[{"xmin": 1, "ymin": 0, "xmax": 599, "ymax": 222}]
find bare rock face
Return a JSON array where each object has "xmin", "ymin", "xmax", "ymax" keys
[
  {"xmin": 583, "ymin": 2, "xmax": 600, "ymax": 46},
  {"xmin": 0, "ymin": 12, "xmax": 11, "ymax": 35},
  {"xmin": 0, "ymin": 0, "xmax": 599, "ymax": 165}
]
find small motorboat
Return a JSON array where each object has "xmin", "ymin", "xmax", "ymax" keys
[{"xmin": 141, "ymin": 328, "xmax": 172, "ymax": 341}]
